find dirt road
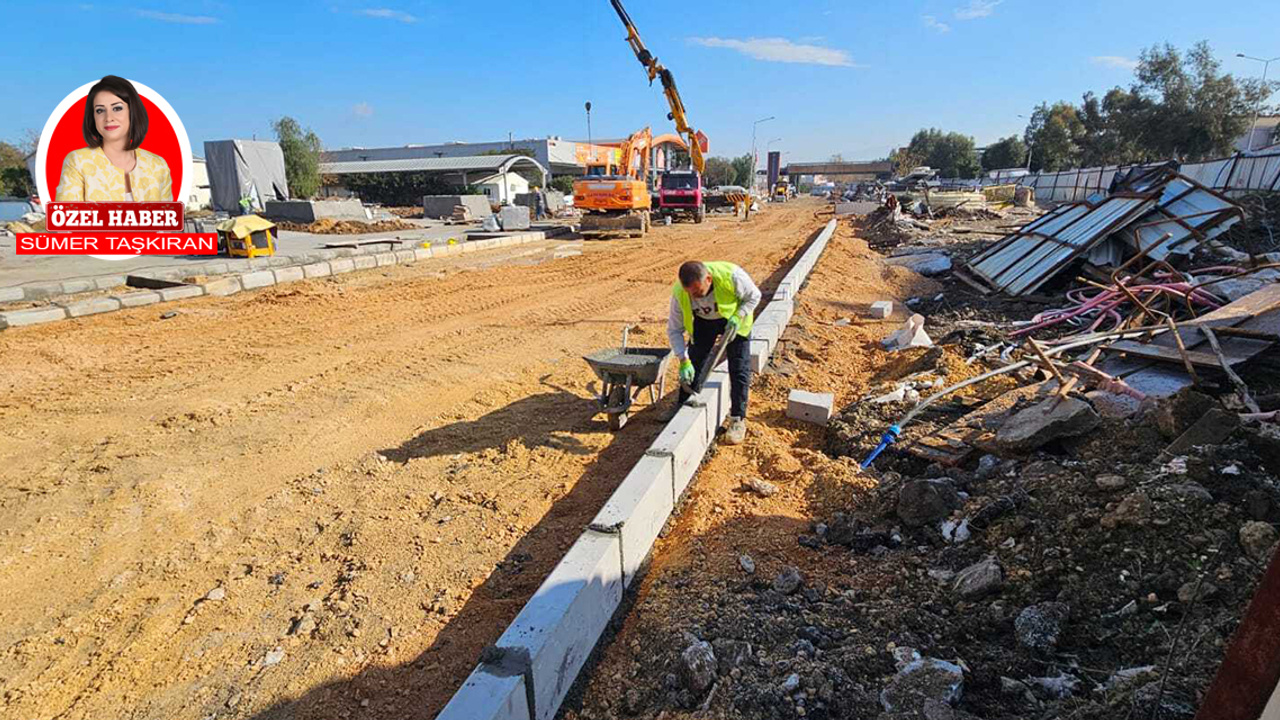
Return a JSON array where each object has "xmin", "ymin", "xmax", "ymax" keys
[{"xmin": 0, "ymin": 202, "xmax": 825, "ymax": 720}]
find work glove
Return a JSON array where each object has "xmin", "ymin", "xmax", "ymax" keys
[
  {"xmin": 679, "ymin": 359, "xmax": 695, "ymax": 385},
  {"xmin": 726, "ymin": 314, "xmax": 743, "ymax": 334}
]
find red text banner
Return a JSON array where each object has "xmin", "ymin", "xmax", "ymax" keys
[
  {"xmin": 16, "ymin": 233, "xmax": 217, "ymax": 256},
  {"xmin": 46, "ymin": 202, "xmax": 186, "ymax": 232}
]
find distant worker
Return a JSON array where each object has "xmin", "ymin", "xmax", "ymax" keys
[{"xmin": 668, "ymin": 260, "xmax": 761, "ymax": 444}]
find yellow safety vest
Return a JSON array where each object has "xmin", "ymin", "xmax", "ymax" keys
[{"xmin": 672, "ymin": 261, "xmax": 754, "ymax": 338}]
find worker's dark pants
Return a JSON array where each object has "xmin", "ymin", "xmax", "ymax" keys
[{"xmin": 679, "ymin": 315, "xmax": 751, "ymax": 419}]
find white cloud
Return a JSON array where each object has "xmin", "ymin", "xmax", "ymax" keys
[
  {"xmin": 1091, "ymin": 55, "xmax": 1140, "ymax": 70},
  {"xmin": 954, "ymin": 0, "xmax": 1002, "ymax": 20},
  {"xmin": 134, "ymin": 9, "xmax": 218, "ymax": 24},
  {"xmin": 922, "ymin": 15, "xmax": 951, "ymax": 33},
  {"xmin": 688, "ymin": 37, "xmax": 859, "ymax": 67},
  {"xmin": 353, "ymin": 102, "xmax": 374, "ymax": 118},
  {"xmin": 357, "ymin": 8, "xmax": 418, "ymax": 23}
]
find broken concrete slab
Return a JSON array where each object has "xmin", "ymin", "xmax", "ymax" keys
[
  {"xmin": 885, "ymin": 252, "xmax": 952, "ymax": 277},
  {"xmin": 786, "ymin": 389, "xmax": 834, "ymax": 425},
  {"xmin": 880, "ymin": 658, "xmax": 965, "ymax": 713},
  {"xmin": 1162, "ymin": 408, "xmax": 1241, "ymax": 458},
  {"xmin": 897, "ymin": 479, "xmax": 961, "ymax": 527},
  {"xmin": 883, "ymin": 314, "xmax": 933, "ymax": 351},
  {"xmin": 994, "ymin": 398, "xmax": 1101, "ymax": 454}
]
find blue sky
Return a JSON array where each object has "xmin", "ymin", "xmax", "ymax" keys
[{"xmin": 3, "ymin": 0, "xmax": 1277, "ymax": 163}]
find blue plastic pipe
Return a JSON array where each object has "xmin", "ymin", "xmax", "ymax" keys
[{"xmin": 860, "ymin": 424, "xmax": 902, "ymax": 469}]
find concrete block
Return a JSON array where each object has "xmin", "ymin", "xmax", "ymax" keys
[
  {"xmin": 699, "ymin": 368, "xmax": 733, "ymax": 429},
  {"xmin": 414, "ymin": 247, "xmax": 434, "ymax": 262},
  {"xmin": 374, "ymin": 252, "xmax": 398, "ymax": 267},
  {"xmin": 753, "ymin": 323, "xmax": 783, "ymax": 347},
  {"xmin": 493, "ymin": 530, "xmax": 623, "ymax": 720},
  {"xmin": 436, "ymin": 666, "xmax": 531, "ymax": 720},
  {"xmin": 60, "ymin": 279, "xmax": 94, "ymax": 295},
  {"xmin": 302, "ymin": 262, "xmax": 332, "ymax": 279},
  {"xmin": 157, "ymin": 285, "xmax": 206, "ymax": 302},
  {"xmin": 749, "ymin": 339, "xmax": 772, "ymax": 373},
  {"xmin": 204, "ymin": 277, "xmax": 242, "ymax": 297},
  {"xmin": 499, "ymin": 205, "xmax": 531, "ymax": 231},
  {"xmin": 590, "ymin": 455, "xmax": 675, "ymax": 588},
  {"xmin": 646, "ymin": 404, "xmax": 709, "ymax": 500},
  {"xmin": 787, "ymin": 390, "xmax": 835, "ymax": 425},
  {"xmin": 272, "ymin": 266, "xmax": 305, "ymax": 284},
  {"xmin": 198, "ymin": 262, "xmax": 231, "ymax": 276},
  {"xmin": 0, "ymin": 287, "xmax": 25, "ymax": 302},
  {"xmin": 93, "ymin": 275, "xmax": 127, "ymax": 290},
  {"xmin": 395, "ymin": 249, "xmax": 417, "ymax": 264},
  {"xmin": 1, "ymin": 306, "xmax": 68, "ymax": 327},
  {"xmin": 329, "ymin": 258, "xmax": 356, "ymax": 274},
  {"xmin": 61, "ymin": 297, "xmax": 121, "ymax": 318},
  {"xmin": 424, "ymin": 195, "xmax": 492, "ymax": 220},
  {"xmin": 113, "ymin": 291, "xmax": 162, "ymax": 308},
  {"xmin": 264, "ymin": 198, "xmax": 366, "ymax": 223},
  {"xmin": 23, "ymin": 283, "xmax": 61, "ymax": 301},
  {"xmin": 352, "ymin": 255, "xmax": 378, "ymax": 270},
  {"xmin": 239, "ymin": 271, "xmax": 276, "ymax": 290},
  {"xmin": 869, "ymin": 300, "xmax": 893, "ymax": 319}
]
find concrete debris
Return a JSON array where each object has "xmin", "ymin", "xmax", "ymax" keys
[
  {"xmin": 869, "ymin": 300, "xmax": 894, "ymax": 319},
  {"xmin": 884, "ymin": 252, "xmax": 953, "ymax": 277},
  {"xmin": 952, "ymin": 556, "xmax": 1004, "ymax": 599},
  {"xmin": 1239, "ymin": 521, "xmax": 1278, "ymax": 561},
  {"xmin": 1024, "ymin": 672, "xmax": 1079, "ymax": 700},
  {"xmin": 1014, "ymin": 602, "xmax": 1070, "ymax": 651},
  {"xmin": 743, "ymin": 477, "xmax": 779, "ymax": 498},
  {"xmin": 738, "ymin": 554, "xmax": 756, "ymax": 574},
  {"xmin": 993, "ymin": 397, "xmax": 1101, "ymax": 454},
  {"xmin": 1100, "ymin": 491, "xmax": 1153, "ymax": 530},
  {"xmin": 940, "ymin": 518, "xmax": 971, "ymax": 544},
  {"xmin": 772, "ymin": 566, "xmax": 803, "ymax": 595},
  {"xmin": 677, "ymin": 641, "xmax": 717, "ymax": 693},
  {"xmin": 879, "ymin": 658, "xmax": 965, "ymax": 713},
  {"xmin": 897, "ymin": 479, "xmax": 960, "ymax": 527},
  {"xmin": 883, "ymin": 313, "xmax": 933, "ymax": 352}
]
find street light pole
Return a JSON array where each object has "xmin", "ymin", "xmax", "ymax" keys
[
  {"xmin": 750, "ymin": 116, "xmax": 775, "ymax": 192},
  {"xmin": 1237, "ymin": 54, "xmax": 1280, "ymax": 152}
]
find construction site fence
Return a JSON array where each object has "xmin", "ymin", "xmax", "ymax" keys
[{"xmin": 1016, "ymin": 147, "xmax": 1280, "ymax": 204}]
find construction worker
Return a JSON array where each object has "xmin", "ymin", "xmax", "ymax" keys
[{"xmin": 668, "ymin": 260, "xmax": 761, "ymax": 444}]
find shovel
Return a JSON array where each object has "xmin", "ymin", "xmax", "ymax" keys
[{"xmin": 681, "ymin": 328, "xmax": 736, "ymax": 396}]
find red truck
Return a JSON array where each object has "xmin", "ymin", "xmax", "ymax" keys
[{"xmin": 656, "ymin": 170, "xmax": 705, "ymax": 224}]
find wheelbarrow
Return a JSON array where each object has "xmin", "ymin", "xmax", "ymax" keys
[{"xmin": 583, "ymin": 327, "xmax": 671, "ymax": 431}]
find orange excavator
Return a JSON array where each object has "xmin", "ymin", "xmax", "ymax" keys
[
  {"xmin": 574, "ymin": 0, "xmax": 709, "ymax": 239},
  {"xmin": 575, "ymin": 127, "xmax": 653, "ymax": 238}
]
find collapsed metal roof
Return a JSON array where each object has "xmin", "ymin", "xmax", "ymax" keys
[{"xmin": 966, "ymin": 167, "xmax": 1243, "ymax": 296}]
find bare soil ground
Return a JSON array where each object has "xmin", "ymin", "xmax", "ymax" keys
[
  {"xmin": 0, "ymin": 202, "xmax": 826, "ymax": 720},
  {"xmin": 567, "ymin": 221, "xmax": 1280, "ymax": 719}
]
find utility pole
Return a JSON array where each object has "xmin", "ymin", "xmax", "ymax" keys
[
  {"xmin": 750, "ymin": 116, "xmax": 775, "ymax": 192},
  {"xmin": 584, "ymin": 102, "xmax": 594, "ymax": 172},
  {"xmin": 1237, "ymin": 53, "xmax": 1279, "ymax": 152}
]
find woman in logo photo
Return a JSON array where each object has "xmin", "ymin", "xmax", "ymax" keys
[{"xmin": 54, "ymin": 75, "xmax": 173, "ymax": 202}]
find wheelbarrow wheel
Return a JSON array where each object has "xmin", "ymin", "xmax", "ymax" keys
[{"xmin": 608, "ymin": 411, "xmax": 628, "ymax": 431}]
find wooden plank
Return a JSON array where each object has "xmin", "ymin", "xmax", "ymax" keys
[{"xmin": 1108, "ymin": 340, "xmax": 1240, "ymax": 368}]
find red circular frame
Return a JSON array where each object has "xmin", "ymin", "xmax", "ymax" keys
[{"xmin": 45, "ymin": 95, "xmax": 184, "ymax": 202}]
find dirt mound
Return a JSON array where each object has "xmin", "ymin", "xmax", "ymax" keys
[{"xmin": 277, "ymin": 218, "xmax": 418, "ymax": 234}]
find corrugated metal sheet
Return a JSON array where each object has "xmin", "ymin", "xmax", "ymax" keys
[
  {"xmin": 1117, "ymin": 178, "xmax": 1242, "ymax": 261},
  {"xmin": 967, "ymin": 196, "xmax": 1153, "ymax": 295},
  {"xmin": 319, "ymin": 154, "xmax": 546, "ymax": 176},
  {"xmin": 1020, "ymin": 149, "xmax": 1280, "ymax": 203}
]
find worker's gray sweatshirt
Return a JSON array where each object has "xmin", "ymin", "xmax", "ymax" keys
[{"xmin": 666, "ymin": 266, "xmax": 762, "ymax": 360}]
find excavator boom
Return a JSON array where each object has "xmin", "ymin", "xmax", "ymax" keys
[{"xmin": 607, "ymin": 0, "xmax": 706, "ymax": 173}]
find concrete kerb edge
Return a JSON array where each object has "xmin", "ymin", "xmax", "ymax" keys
[
  {"xmin": 432, "ymin": 218, "xmax": 838, "ymax": 720},
  {"xmin": 0, "ymin": 228, "xmax": 554, "ymax": 332}
]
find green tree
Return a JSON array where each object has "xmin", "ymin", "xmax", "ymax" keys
[
  {"xmin": 702, "ymin": 156, "xmax": 737, "ymax": 187},
  {"xmin": 549, "ymin": 176, "xmax": 576, "ymax": 195},
  {"xmin": 1024, "ymin": 102, "xmax": 1087, "ymax": 171},
  {"xmin": 272, "ymin": 116, "xmax": 322, "ymax": 199},
  {"xmin": 729, "ymin": 154, "xmax": 754, "ymax": 187},
  {"xmin": 0, "ymin": 141, "xmax": 33, "ymax": 197},
  {"xmin": 902, "ymin": 128, "xmax": 981, "ymax": 178},
  {"xmin": 981, "ymin": 135, "xmax": 1028, "ymax": 172}
]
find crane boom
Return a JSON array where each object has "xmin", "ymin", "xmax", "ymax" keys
[{"xmin": 607, "ymin": 0, "xmax": 706, "ymax": 173}]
